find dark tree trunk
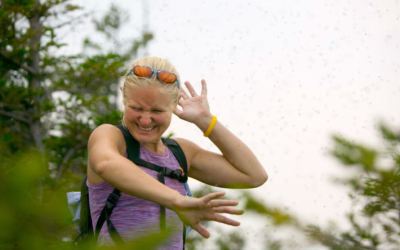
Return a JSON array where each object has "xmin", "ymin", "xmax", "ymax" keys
[{"xmin": 28, "ymin": 0, "xmax": 44, "ymax": 153}]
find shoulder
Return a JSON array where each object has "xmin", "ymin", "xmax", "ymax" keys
[
  {"xmin": 171, "ymin": 137, "xmax": 202, "ymax": 162},
  {"xmin": 172, "ymin": 137, "xmax": 200, "ymax": 150},
  {"xmin": 88, "ymin": 124, "xmax": 126, "ymax": 155},
  {"xmin": 89, "ymin": 124, "xmax": 123, "ymax": 141}
]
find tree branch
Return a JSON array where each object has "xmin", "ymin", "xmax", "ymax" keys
[
  {"xmin": 0, "ymin": 109, "xmax": 31, "ymax": 123},
  {"xmin": 56, "ymin": 140, "xmax": 87, "ymax": 181},
  {"xmin": 48, "ymin": 87, "xmax": 94, "ymax": 95},
  {"xmin": 48, "ymin": 11, "xmax": 91, "ymax": 30},
  {"xmin": 0, "ymin": 50, "xmax": 38, "ymax": 74}
]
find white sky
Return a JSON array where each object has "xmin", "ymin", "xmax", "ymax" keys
[{"xmin": 64, "ymin": 0, "xmax": 400, "ymax": 249}]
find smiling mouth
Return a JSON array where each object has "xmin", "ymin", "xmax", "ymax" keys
[{"xmin": 137, "ymin": 124, "xmax": 156, "ymax": 131}]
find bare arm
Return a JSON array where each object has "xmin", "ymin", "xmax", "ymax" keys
[
  {"xmin": 87, "ymin": 124, "xmax": 242, "ymax": 238},
  {"xmin": 174, "ymin": 80, "xmax": 268, "ymax": 188},
  {"xmin": 88, "ymin": 124, "xmax": 182, "ymax": 208}
]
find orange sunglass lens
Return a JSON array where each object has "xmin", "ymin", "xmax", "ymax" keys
[
  {"xmin": 134, "ymin": 66, "xmax": 153, "ymax": 77},
  {"xmin": 158, "ymin": 71, "xmax": 177, "ymax": 83}
]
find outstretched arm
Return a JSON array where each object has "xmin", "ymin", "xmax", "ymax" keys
[
  {"xmin": 174, "ymin": 80, "xmax": 268, "ymax": 188},
  {"xmin": 173, "ymin": 192, "xmax": 244, "ymax": 238},
  {"xmin": 87, "ymin": 124, "xmax": 242, "ymax": 238}
]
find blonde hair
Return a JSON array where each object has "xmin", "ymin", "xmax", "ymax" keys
[{"xmin": 122, "ymin": 57, "xmax": 181, "ymax": 105}]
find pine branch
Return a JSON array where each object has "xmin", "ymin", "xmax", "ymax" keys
[
  {"xmin": 56, "ymin": 140, "xmax": 87, "ymax": 181},
  {"xmin": 0, "ymin": 109, "xmax": 31, "ymax": 123},
  {"xmin": 0, "ymin": 50, "xmax": 37, "ymax": 74},
  {"xmin": 48, "ymin": 10, "xmax": 91, "ymax": 30}
]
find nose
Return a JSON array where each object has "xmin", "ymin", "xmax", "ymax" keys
[{"xmin": 139, "ymin": 113, "xmax": 152, "ymax": 126}]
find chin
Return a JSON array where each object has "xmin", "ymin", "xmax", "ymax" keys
[{"xmin": 132, "ymin": 131, "xmax": 162, "ymax": 144}]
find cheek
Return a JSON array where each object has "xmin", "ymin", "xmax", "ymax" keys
[
  {"xmin": 156, "ymin": 111, "xmax": 173, "ymax": 124},
  {"xmin": 125, "ymin": 109, "xmax": 138, "ymax": 120},
  {"xmin": 153, "ymin": 113, "xmax": 171, "ymax": 124}
]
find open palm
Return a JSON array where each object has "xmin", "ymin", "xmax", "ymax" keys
[
  {"xmin": 173, "ymin": 80, "xmax": 212, "ymax": 126},
  {"xmin": 173, "ymin": 192, "xmax": 243, "ymax": 238}
]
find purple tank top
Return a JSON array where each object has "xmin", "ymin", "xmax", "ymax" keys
[{"xmin": 88, "ymin": 144, "xmax": 186, "ymax": 249}]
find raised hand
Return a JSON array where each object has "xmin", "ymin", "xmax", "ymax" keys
[
  {"xmin": 173, "ymin": 80, "xmax": 213, "ymax": 127},
  {"xmin": 172, "ymin": 192, "xmax": 244, "ymax": 238}
]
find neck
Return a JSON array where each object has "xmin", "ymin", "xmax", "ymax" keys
[{"xmin": 142, "ymin": 140, "xmax": 165, "ymax": 155}]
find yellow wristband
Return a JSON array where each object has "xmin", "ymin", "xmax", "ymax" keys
[{"xmin": 203, "ymin": 116, "xmax": 217, "ymax": 137}]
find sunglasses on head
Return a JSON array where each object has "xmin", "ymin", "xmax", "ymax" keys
[{"xmin": 127, "ymin": 65, "xmax": 180, "ymax": 88}]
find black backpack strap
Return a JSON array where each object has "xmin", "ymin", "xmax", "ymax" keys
[
  {"xmin": 156, "ymin": 171, "xmax": 166, "ymax": 230},
  {"xmin": 162, "ymin": 137, "xmax": 190, "ymax": 249},
  {"xmin": 105, "ymin": 189, "xmax": 125, "ymax": 245},
  {"xmin": 94, "ymin": 188, "xmax": 124, "ymax": 245},
  {"xmin": 115, "ymin": 125, "xmax": 189, "ymax": 240},
  {"xmin": 116, "ymin": 125, "xmax": 141, "ymax": 162},
  {"xmin": 162, "ymin": 138, "xmax": 188, "ymax": 183},
  {"xmin": 116, "ymin": 125, "xmax": 188, "ymax": 183}
]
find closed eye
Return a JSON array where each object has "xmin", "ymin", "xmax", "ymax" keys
[{"xmin": 130, "ymin": 107, "xmax": 142, "ymax": 111}]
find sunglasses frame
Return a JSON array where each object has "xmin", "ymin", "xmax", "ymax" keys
[{"xmin": 127, "ymin": 65, "xmax": 180, "ymax": 88}]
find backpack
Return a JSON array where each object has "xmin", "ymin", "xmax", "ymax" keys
[{"xmin": 67, "ymin": 125, "xmax": 192, "ymax": 247}]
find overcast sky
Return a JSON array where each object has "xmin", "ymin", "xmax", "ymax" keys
[{"xmin": 65, "ymin": 0, "xmax": 400, "ymax": 248}]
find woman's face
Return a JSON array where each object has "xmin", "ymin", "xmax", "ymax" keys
[{"xmin": 123, "ymin": 86, "xmax": 175, "ymax": 144}]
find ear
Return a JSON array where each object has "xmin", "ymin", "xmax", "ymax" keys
[{"xmin": 120, "ymin": 86, "xmax": 123, "ymax": 92}]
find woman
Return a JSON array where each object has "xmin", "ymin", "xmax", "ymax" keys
[{"xmin": 87, "ymin": 56, "xmax": 268, "ymax": 248}]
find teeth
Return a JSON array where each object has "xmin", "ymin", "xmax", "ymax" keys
[{"xmin": 138, "ymin": 125, "xmax": 154, "ymax": 131}]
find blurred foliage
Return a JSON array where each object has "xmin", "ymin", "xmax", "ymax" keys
[
  {"xmin": 215, "ymin": 231, "xmax": 245, "ymax": 250},
  {"xmin": 0, "ymin": 0, "xmax": 152, "ymax": 248},
  {"xmin": 185, "ymin": 122, "xmax": 400, "ymax": 250},
  {"xmin": 0, "ymin": 146, "xmax": 180, "ymax": 249},
  {"xmin": 305, "ymin": 122, "xmax": 400, "ymax": 249},
  {"xmin": 243, "ymin": 192, "xmax": 297, "ymax": 226},
  {"xmin": 0, "ymin": 147, "xmax": 73, "ymax": 249}
]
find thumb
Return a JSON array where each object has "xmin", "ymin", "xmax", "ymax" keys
[{"xmin": 173, "ymin": 106, "xmax": 183, "ymax": 117}]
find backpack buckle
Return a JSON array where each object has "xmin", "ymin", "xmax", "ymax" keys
[
  {"xmin": 165, "ymin": 168, "xmax": 188, "ymax": 183},
  {"xmin": 162, "ymin": 167, "xmax": 171, "ymax": 176},
  {"xmin": 173, "ymin": 168, "xmax": 187, "ymax": 183},
  {"xmin": 107, "ymin": 192, "xmax": 120, "ymax": 206},
  {"xmin": 178, "ymin": 174, "xmax": 188, "ymax": 183}
]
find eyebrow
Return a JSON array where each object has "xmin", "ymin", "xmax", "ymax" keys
[{"xmin": 127, "ymin": 103, "xmax": 167, "ymax": 110}]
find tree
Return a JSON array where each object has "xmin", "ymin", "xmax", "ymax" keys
[
  {"xmin": 0, "ymin": 0, "xmax": 152, "ymax": 248},
  {"xmin": 306, "ymin": 122, "xmax": 400, "ymax": 250},
  {"xmin": 0, "ymin": 0, "xmax": 152, "ymax": 182}
]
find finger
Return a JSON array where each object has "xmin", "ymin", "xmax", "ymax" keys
[
  {"xmin": 173, "ymin": 106, "xmax": 183, "ymax": 117},
  {"xmin": 200, "ymin": 79, "xmax": 208, "ymax": 96},
  {"xmin": 208, "ymin": 199, "xmax": 239, "ymax": 207},
  {"xmin": 201, "ymin": 192, "xmax": 226, "ymax": 203},
  {"xmin": 177, "ymin": 92, "xmax": 183, "ymax": 101},
  {"xmin": 191, "ymin": 223, "xmax": 210, "ymax": 238},
  {"xmin": 177, "ymin": 95, "xmax": 185, "ymax": 106},
  {"xmin": 211, "ymin": 213, "xmax": 241, "ymax": 227},
  {"xmin": 213, "ymin": 207, "xmax": 244, "ymax": 215},
  {"xmin": 180, "ymin": 86, "xmax": 190, "ymax": 100},
  {"xmin": 184, "ymin": 81, "xmax": 198, "ymax": 97}
]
